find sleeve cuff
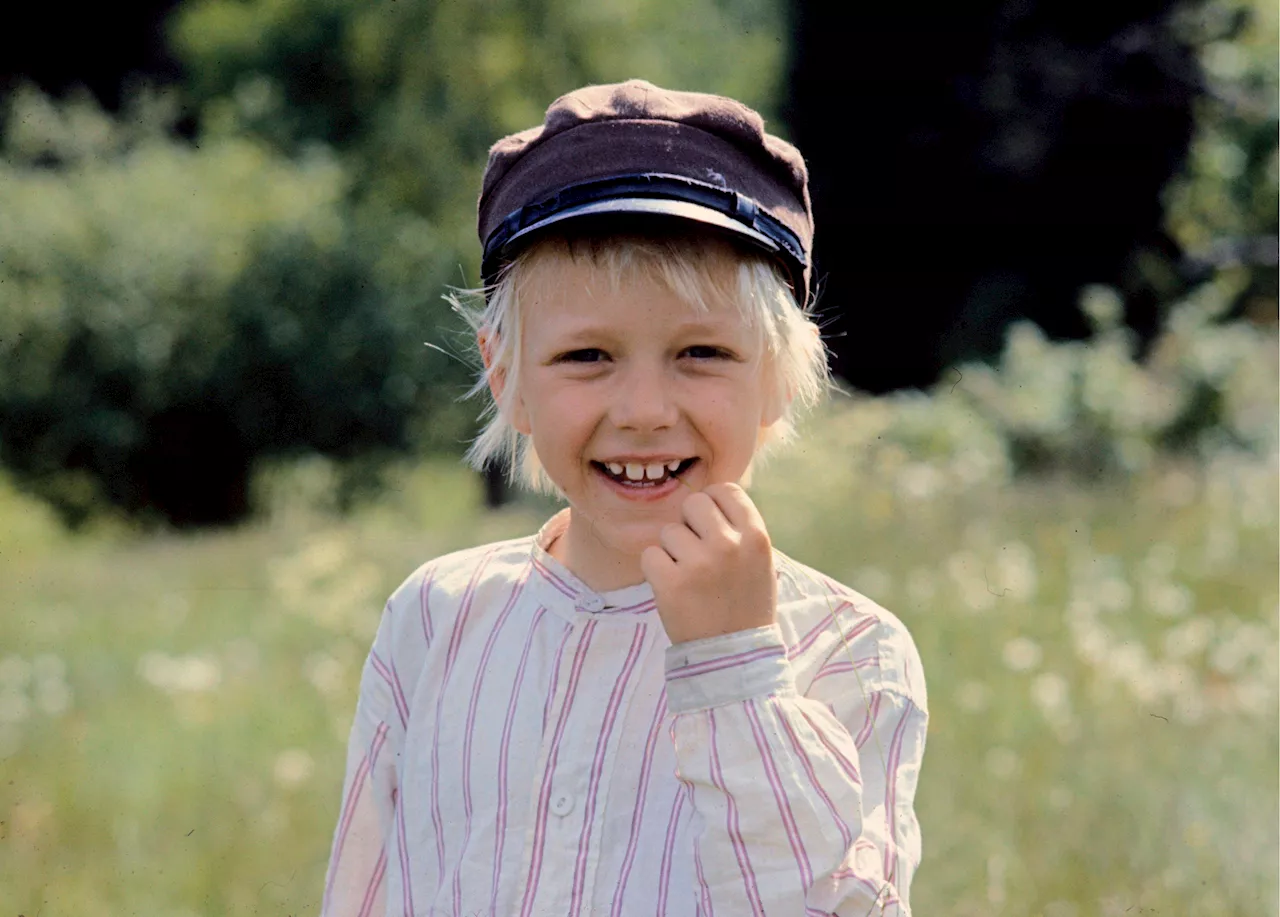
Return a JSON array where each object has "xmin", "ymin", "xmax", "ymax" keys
[{"xmin": 664, "ymin": 624, "xmax": 796, "ymax": 713}]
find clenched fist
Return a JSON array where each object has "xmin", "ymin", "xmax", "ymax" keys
[{"xmin": 640, "ymin": 483, "xmax": 778, "ymax": 645}]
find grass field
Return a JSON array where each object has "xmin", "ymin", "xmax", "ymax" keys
[{"xmin": 1, "ymin": 410, "xmax": 1276, "ymax": 916}]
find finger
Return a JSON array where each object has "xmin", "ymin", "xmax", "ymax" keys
[
  {"xmin": 658, "ymin": 521, "xmax": 701, "ymax": 563},
  {"xmin": 640, "ymin": 543, "xmax": 675, "ymax": 583},
  {"xmin": 701, "ymin": 482, "xmax": 763, "ymax": 533},
  {"xmin": 679, "ymin": 491, "xmax": 734, "ymax": 541}
]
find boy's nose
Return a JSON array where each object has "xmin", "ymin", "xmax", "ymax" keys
[{"xmin": 611, "ymin": 366, "xmax": 678, "ymax": 431}]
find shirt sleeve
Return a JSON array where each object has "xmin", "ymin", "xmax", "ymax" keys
[
  {"xmin": 320, "ymin": 604, "xmax": 406, "ymax": 917},
  {"xmin": 665, "ymin": 623, "xmax": 928, "ymax": 916}
]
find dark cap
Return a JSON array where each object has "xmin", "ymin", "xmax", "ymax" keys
[{"xmin": 478, "ymin": 79, "xmax": 814, "ymax": 305}]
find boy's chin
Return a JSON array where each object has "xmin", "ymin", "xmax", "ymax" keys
[{"xmin": 570, "ymin": 510, "xmax": 674, "ymax": 556}]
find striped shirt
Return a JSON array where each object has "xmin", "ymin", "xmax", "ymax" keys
[{"xmin": 321, "ymin": 509, "xmax": 929, "ymax": 916}]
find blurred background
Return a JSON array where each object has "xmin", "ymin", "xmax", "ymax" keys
[{"xmin": 0, "ymin": 0, "xmax": 1275, "ymax": 914}]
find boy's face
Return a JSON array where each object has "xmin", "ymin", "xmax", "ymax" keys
[{"xmin": 501, "ymin": 251, "xmax": 781, "ymax": 562}]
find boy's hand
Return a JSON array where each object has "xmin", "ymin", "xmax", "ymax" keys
[{"xmin": 640, "ymin": 483, "xmax": 777, "ymax": 645}]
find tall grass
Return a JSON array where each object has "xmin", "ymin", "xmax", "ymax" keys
[{"xmin": 1, "ymin": 413, "xmax": 1275, "ymax": 915}]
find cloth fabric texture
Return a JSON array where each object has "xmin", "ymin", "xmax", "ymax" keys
[
  {"xmin": 321, "ymin": 509, "xmax": 929, "ymax": 916},
  {"xmin": 477, "ymin": 79, "xmax": 814, "ymax": 305}
]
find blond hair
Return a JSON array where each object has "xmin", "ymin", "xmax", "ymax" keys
[{"xmin": 451, "ymin": 231, "xmax": 830, "ymax": 494}]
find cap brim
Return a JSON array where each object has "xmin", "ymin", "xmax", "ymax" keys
[{"xmin": 504, "ymin": 197, "xmax": 783, "ymax": 257}]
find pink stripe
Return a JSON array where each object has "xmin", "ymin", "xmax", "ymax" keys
[
  {"xmin": 610, "ymin": 693, "xmax": 668, "ymax": 917},
  {"xmin": 788, "ymin": 612, "xmax": 880, "ymax": 660},
  {"xmin": 428, "ymin": 548, "xmax": 496, "ymax": 888},
  {"xmin": 667, "ymin": 645, "xmax": 784, "ymax": 681},
  {"xmin": 542, "ymin": 625, "xmax": 574, "ymax": 733},
  {"xmin": 777, "ymin": 709, "xmax": 853, "ymax": 849},
  {"xmin": 492, "ymin": 605, "xmax": 549, "ymax": 915},
  {"xmin": 451, "ymin": 568, "xmax": 530, "ymax": 913},
  {"xmin": 355, "ymin": 847, "xmax": 387, "ymax": 917},
  {"xmin": 693, "ymin": 834, "xmax": 714, "ymax": 917},
  {"xmin": 519, "ymin": 621, "xmax": 597, "ymax": 917},
  {"xmin": 325, "ymin": 722, "xmax": 390, "ymax": 902},
  {"xmin": 657, "ymin": 784, "xmax": 688, "ymax": 914},
  {"xmin": 789, "ymin": 600, "xmax": 854, "ymax": 658},
  {"xmin": 369, "ymin": 649, "xmax": 409, "ymax": 729},
  {"xmin": 569, "ymin": 625, "xmax": 648, "ymax": 915},
  {"xmin": 855, "ymin": 692, "xmax": 882, "ymax": 749},
  {"xmin": 395, "ymin": 787, "xmax": 414, "ymax": 917},
  {"xmin": 800, "ymin": 708, "xmax": 863, "ymax": 788},
  {"xmin": 419, "ymin": 566, "xmax": 436, "ymax": 647},
  {"xmin": 531, "ymin": 554, "xmax": 577, "ymax": 598},
  {"xmin": 707, "ymin": 710, "xmax": 766, "ymax": 917},
  {"xmin": 744, "ymin": 700, "xmax": 811, "ymax": 886},
  {"xmin": 606, "ymin": 598, "xmax": 658, "ymax": 615},
  {"xmin": 882, "ymin": 704, "xmax": 912, "ymax": 884}
]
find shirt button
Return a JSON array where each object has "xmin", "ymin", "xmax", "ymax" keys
[
  {"xmin": 550, "ymin": 792, "xmax": 575, "ymax": 817},
  {"xmin": 576, "ymin": 595, "xmax": 604, "ymax": 612}
]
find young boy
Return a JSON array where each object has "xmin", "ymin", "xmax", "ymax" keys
[{"xmin": 321, "ymin": 80, "xmax": 928, "ymax": 916}]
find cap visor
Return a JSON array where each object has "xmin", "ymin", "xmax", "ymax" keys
[{"xmin": 505, "ymin": 197, "xmax": 782, "ymax": 255}]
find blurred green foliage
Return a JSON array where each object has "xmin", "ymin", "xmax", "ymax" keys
[
  {"xmin": 1166, "ymin": 0, "xmax": 1278, "ymax": 316},
  {"xmin": 168, "ymin": 0, "xmax": 787, "ymax": 273},
  {"xmin": 0, "ymin": 0, "xmax": 1273, "ymax": 526},
  {"xmin": 0, "ymin": 87, "xmax": 468, "ymax": 525}
]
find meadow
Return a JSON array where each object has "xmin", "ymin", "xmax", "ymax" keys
[{"xmin": 1, "ymin": 395, "xmax": 1276, "ymax": 917}]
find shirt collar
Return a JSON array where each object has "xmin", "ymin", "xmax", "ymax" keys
[{"xmin": 530, "ymin": 509, "xmax": 658, "ymax": 618}]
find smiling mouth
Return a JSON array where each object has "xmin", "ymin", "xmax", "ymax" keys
[{"xmin": 591, "ymin": 458, "xmax": 698, "ymax": 487}]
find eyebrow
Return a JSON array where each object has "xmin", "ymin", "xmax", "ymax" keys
[{"xmin": 550, "ymin": 318, "xmax": 738, "ymax": 344}]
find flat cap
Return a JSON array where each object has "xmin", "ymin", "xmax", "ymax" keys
[{"xmin": 478, "ymin": 79, "xmax": 814, "ymax": 305}]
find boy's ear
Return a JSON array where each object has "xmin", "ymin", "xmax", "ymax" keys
[{"xmin": 479, "ymin": 329, "xmax": 531, "ymax": 435}]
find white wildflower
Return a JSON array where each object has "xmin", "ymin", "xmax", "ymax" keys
[
  {"xmin": 1096, "ymin": 577, "xmax": 1133, "ymax": 614},
  {"xmin": 1048, "ymin": 785, "xmax": 1074, "ymax": 811},
  {"xmin": 852, "ymin": 566, "xmax": 891, "ymax": 601},
  {"xmin": 305, "ymin": 653, "xmax": 347, "ymax": 699},
  {"xmin": 34, "ymin": 679, "xmax": 71, "ymax": 716},
  {"xmin": 1163, "ymin": 617, "xmax": 1214, "ymax": 660},
  {"xmin": 995, "ymin": 541, "xmax": 1039, "ymax": 601},
  {"xmin": 957, "ymin": 680, "xmax": 990, "ymax": 713},
  {"xmin": 1002, "ymin": 636, "xmax": 1043, "ymax": 672},
  {"xmin": 273, "ymin": 748, "xmax": 315, "ymax": 789},
  {"xmin": 897, "ymin": 463, "xmax": 943, "ymax": 501},
  {"xmin": 1142, "ymin": 542, "xmax": 1178, "ymax": 578},
  {"xmin": 138, "ymin": 652, "xmax": 222, "ymax": 694},
  {"xmin": 1145, "ymin": 581, "xmax": 1193, "ymax": 618},
  {"xmin": 1031, "ymin": 672, "xmax": 1069, "ymax": 714}
]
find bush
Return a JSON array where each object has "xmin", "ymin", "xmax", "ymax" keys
[{"xmin": 0, "ymin": 88, "xmax": 471, "ymax": 526}]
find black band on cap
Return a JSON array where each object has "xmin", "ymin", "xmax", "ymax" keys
[{"xmin": 480, "ymin": 172, "xmax": 807, "ymax": 294}]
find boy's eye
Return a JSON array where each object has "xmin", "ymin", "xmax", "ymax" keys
[
  {"xmin": 683, "ymin": 345, "xmax": 733, "ymax": 360},
  {"xmin": 556, "ymin": 348, "xmax": 608, "ymax": 363}
]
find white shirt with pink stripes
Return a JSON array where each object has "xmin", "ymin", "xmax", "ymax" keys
[{"xmin": 321, "ymin": 509, "xmax": 929, "ymax": 917}]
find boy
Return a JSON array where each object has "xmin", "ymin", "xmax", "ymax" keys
[{"xmin": 322, "ymin": 80, "xmax": 928, "ymax": 916}]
